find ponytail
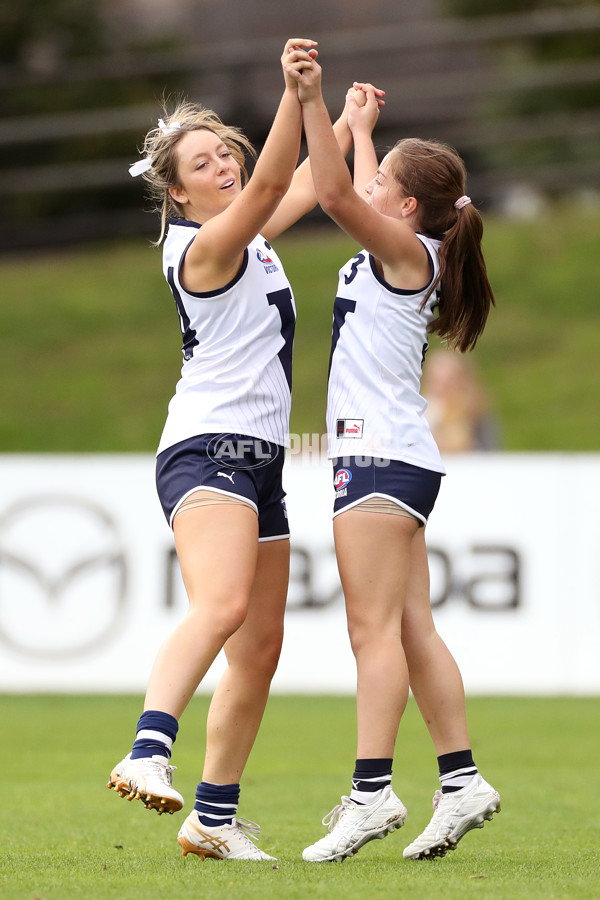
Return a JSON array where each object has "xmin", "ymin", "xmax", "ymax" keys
[
  {"xmin": 388, "ymin": 138, "xmax": 495, "ymax": 352},
  {"xmin": 429, "ymin": 202, "xmax": 495, "ymax": 352}
]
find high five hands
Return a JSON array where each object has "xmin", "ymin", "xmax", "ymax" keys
[
  {"xmin": 283, "ymin": 42, "xmax": 385, "ymax": 125},
  {"xmin": 283, "ymin": 43, "xmax": 322, "ymax": 102},
  {"xmin": 347, "ymin": 82, "xmax": 386, "ymax": 135},
  {"xmin": 281, "ymin": 39, "xmax": 319, "ymax": 90}
]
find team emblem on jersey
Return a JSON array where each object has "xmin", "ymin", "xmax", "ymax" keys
[
  {"xmin": 334, "ymin": 468, "xmax": 352, "ymax": 490},
  {"xmin": 256, "ymin": 248, "xmax": 279, "ymax": 273}
]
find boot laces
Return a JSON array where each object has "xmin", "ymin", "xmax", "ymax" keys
[
  {"xmin": 145, "ymin": 757, "xmax": 177, "ymax": 785},
  {"xmin": 234, "ymin": 817, "xmax": 262, "ymax": 844},
  {"xmin": 322, "ymin": 797, "xmax": 353, "ymax": 831}
]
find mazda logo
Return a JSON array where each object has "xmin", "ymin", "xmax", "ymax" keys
[{"xmin": 0, "ymin": 494, "xmax": 128, "ymax": 659}]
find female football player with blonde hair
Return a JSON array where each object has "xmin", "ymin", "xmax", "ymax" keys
[{"xmin": 107, "ymin": 39, "xmax": 384, "ymax": 862}]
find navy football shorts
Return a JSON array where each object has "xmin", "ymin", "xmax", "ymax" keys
[
  {"xmin": 331, "ymin": 456, "xmax": 443, "ymax": 526},
  {"xmin": 156, "ymin": 433, "xmax": 289, "ymax": 541}
]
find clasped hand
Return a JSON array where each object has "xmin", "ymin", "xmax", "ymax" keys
[
  {"xmin": 281, "ymin": 38, "xmax": 318, "ymax": 91},
  {"xmin": 347, "ymin": 82, "xmax": 386, "ymax": 135},
  {"xmin": 283, "ymin": 42, "xmax": 386, "ymax": 127}
]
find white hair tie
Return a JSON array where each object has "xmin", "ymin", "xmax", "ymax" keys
[
  {"xmin": 454, "ymin": 195, "xmax": 471, "ymax": 210},
  {"xmin": 129, "ymin": 157, "xmax": 153, "ymax": 177},
  {"xmin": 158, "ymin": 118, "xmax": 181, "ymax": 135},
  {"xmin": 129, "ymin": 119, "xmax": 182, "ymax": 176}
]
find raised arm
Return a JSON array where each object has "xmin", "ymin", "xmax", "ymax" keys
[
  {"xmin": 180, "ymin": 39, "xmax": 316, "ymax": 292},
  {"xmin": 262, "ymin": 84, "xmax": 385, "ymax": 242},
  {"xmin": 347, "ymin": 83, "xmax": 381, "ymax": 194},
  {"xmin": 294, "ymin": 58, "xmax": 428, "ymax": 279}
]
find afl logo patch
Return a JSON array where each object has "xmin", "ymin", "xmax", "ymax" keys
[
  {"xmin": 334, "ymin": 468, "xmax": 352, "ymax": 490},
  {"xmin": 256, "ymin": 247, "xmax": 279, "ymax": 274},
  {"xmin": 256, "ymin": 248, "xmax": 273, "ymax": 264}
]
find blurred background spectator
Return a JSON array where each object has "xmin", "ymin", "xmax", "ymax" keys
[{"xmin": 422, "ymin": 350, "xmax": 501, "ymax": 452}]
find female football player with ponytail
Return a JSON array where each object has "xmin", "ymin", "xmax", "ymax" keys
[{"xmin": 291, "ymin": 55, "xmax": 501, "ymax": 863}]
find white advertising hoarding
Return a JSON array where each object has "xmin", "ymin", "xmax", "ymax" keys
[{"xmin": 0, "ymin": 453, "xmax": 598, "ymax": 694}]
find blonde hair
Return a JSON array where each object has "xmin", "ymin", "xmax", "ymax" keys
[
  {"xmin": 135, "ymin": 99, "xmax": 256, "ymax": 244},
  {"xmin": 387, "ymin": 138, "xmax": 495, "ymax": 352}
]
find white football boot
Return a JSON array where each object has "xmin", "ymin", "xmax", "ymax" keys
[
  {"xmin": 178, "ymin": 811, "xmax": 277, "ymax": 860},
  {"xmin": 302, "ymin": 785, "xmax": 407, "ymax": 862},
  {"xmin": 107, "ymin": 753, "xmax": 184, "ymax": 815},
  {"xmin": 403, "ymin": 773, "xmax": 501, "ymax": 859}
]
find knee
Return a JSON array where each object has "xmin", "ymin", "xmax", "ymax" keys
[
  {"xmin": 222, "ymin": 596, "xmax": 252, "ymax": 640},
  {"xmin": 401, "ymin": 613, "xmax": 435, "ymax": 651},
  {"xmin": 262, "ymin": 628, "xmax": 284, "ymax": 678},
  {"xmin": 347, "ymin": 617, "xmax": 378, "ymax": 656},
  {"xmin": 348, "ymin": 616, "xmax": 402, "ymax": 658},
  {"xmin": 188, "ymin": 591, "xmax": 250, "ymax": 642},
  {"xmin": 256, "ymin": 624, "xmax": 285, "ymax": 681},
  {"xmin": 402, "ymin": 625, "xmax": 439, "ymax": 672},
  {"xmin": 239, "ymin": 625, "xmax": 284, "ymax": 684}
]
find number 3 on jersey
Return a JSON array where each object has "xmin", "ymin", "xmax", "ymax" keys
[{"xmin": 344, "ymin": 252, "xmax": 365, "ymax": 285}]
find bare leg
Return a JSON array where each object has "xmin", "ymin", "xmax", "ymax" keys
[
  {"xmin": 202, "ymin": 538, "xmax": 290, "ymax": 784},
  {"xmin": 334, "ymin": 510, "xmax": 419, "ymax": 758},
  {"xmin": 143, "ymin": 502, "xmax": 259, "ymax": 718},
  {"xmin": 402, "ymin": 541, "xmax": 501, "ymax": 861},
  {"xmin": 402, "ymin": 528, "xmax": 470, "ymax": 754}
]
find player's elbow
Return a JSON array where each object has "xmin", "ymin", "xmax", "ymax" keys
[
  {"xmin": 319, "ymin": 191, "xmax": 354, "ymax": 223},
  {"xmin": 255, "ymin": 177, "xmax": 290, "ymax": 207}
]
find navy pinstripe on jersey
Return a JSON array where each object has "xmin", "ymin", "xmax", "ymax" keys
[
  {"xmin": 326, "ymin": 234, "xmax": 446, "ymax": 474},
  {"xmin": 157, "ymin": 219, "xmax": 296, "ymax": 455}
]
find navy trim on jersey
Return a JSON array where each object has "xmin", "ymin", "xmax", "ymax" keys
[
  {"xmin": 167, "ymin": 265, "xmax": 199, "ymax": 360},
  {"xmin": 177, "ymin": 236, "xmax": 250, "ymax": 299},
  {"xmin": 368, "ymin": 243, "xmax": 436, "ymax": 296},
  {"xmin": 169, "ymin": 217, "xmax": 201, "ymax": 228}
]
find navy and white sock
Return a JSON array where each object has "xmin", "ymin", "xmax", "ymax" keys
[
  {"xmin": 350, "ymin": 758, "xmax": 393, "ymax": 805},
  {"xmin": 130, "ymin": 710, "xmax": 179, "ymax": 760},
  {"xmin": 438, "ymin": 749, "xmax": 478, "ymax": 794},
  {"xmin": 194, "ymin": 781, "xmax": 240, "ymax": 827}
]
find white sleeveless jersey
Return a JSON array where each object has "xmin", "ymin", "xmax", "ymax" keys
[
  {"xmin": 157, "ymin": 219, "xmax": 296, "ymax": 455},
  {"xmin": 326, "ymin": 234, "xmax": 445, "ymax": 474}
]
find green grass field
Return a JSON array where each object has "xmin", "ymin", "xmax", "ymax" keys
[
  {"xmin": 1, "ymin": 203, "xmax": 600, "ymax": 452},
  {"xmin": 2, "ymin": 694, "xmax": 599, "ymax": 899}
]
